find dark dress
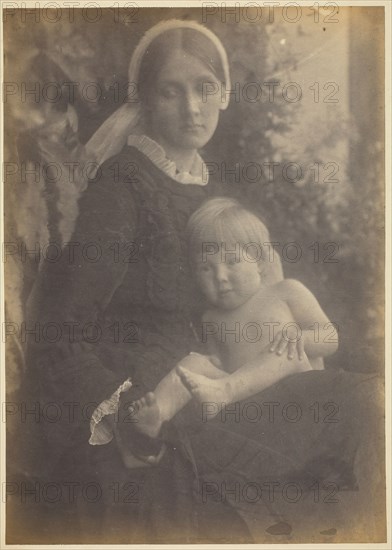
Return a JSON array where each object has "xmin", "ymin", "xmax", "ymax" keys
[
  {"xmin": 18, "ymin": 145, "xmax": 385, "ymax": 543},
  {"xmin": 20, "ymin": 144, "xmax": 252, "ymax": 543}
]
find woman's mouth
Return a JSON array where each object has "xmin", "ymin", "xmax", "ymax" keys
[{"xmin": 182, "ymin": 123, "xmax": 204, "ymax": 131}]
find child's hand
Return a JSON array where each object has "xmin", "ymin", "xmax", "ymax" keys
[{"xmin": 269, "ymin": 328, "xmax": 305, "ymax": 360}]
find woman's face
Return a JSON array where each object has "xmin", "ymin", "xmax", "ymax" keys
[{"xmin": 145, "ymin": 49, "xmax": 222, "ymax": 155}]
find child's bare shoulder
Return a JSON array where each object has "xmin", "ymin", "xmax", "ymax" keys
[{"xmin": 273, "ymin": 278, "xmax": 311, "ymax": 300}]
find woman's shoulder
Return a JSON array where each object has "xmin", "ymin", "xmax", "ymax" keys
[
  {"xmin": 95, "ymin": 145, "xmax": 154, "ymax": 181},
  {"xmin": 84, "ymin": 143, "xmax": 224, "ymax": 216},
  {"xmin": 80, "ymin": 146, "xmax": 157, "ymax": 210},
  {"xmin": 94, "ymin": 145, "xmax": 172, "ymax": 194}
]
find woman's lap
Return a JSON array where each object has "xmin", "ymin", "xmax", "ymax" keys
[
  {"xmin": 188, "ymin": 369, "xmax": 383, "ymax": 488},
  {"xmin": 41, "ymin": 368, "xmax": 380, "ymax": 542}
]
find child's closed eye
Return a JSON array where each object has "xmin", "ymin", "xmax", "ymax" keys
[
  {"xmin": 227, "ymin": 257, "xmax": 240, "ymax": 266},
  {"xmin": 197, "ymin": 264, "xmax": 211, "ymax": 273}
]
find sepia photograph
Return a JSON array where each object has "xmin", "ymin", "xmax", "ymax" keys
[{"xmin": 1, "ymin": 1, "xmax": 390, "ymax": 546}]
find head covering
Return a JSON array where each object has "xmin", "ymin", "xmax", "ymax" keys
[{"xmin": 85, "ymin": 19, "xmax": 231, "ymax": 172}]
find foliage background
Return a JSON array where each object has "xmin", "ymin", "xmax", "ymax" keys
[{"xmin": 4, "ymin": 7, "xmax": 384, "ymax": 393}]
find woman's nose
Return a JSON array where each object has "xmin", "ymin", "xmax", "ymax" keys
[{"xmin": 184, "ymin": 90, "xmax": 201, "ymax": 116}]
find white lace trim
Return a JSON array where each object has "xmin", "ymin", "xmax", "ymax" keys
[
  {"xmin": 127, "ymin": 134, "xmax": 208, "ymax": 185},
  {"xmin": 89, "ymin": 377, "xmax": 132, "ymax": 446}
]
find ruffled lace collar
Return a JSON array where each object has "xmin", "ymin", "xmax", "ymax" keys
[{"xmin": 127, "ymin": 134, "xmax": 208, "ymax": 186}]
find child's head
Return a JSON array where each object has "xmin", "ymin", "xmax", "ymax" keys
[{"xmin": 187, "ymin": 197, "xmax": 283, "ymax": 309}]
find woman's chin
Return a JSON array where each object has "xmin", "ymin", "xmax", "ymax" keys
[
  {"xmin": 178, "ymin": 135, "xmax": 209, "ymax": 151},
  {"xmin": 178, "ymin": 127, "xmax": 215, "ymax": 150}
]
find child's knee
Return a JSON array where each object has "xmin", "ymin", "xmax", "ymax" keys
[{"xmin": 178, "ymin": 353, "xmax": 225, "ymax": 377}]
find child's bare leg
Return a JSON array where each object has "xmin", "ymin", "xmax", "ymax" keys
[
  {"xmin": 177, "ymin": 366, "xmax": 233, "ymax": 405},
  {"xmin": 178, "ymin": 350, "xmax": 312, "ymax": 409},
  {"xmin": 131, "ymin": 353, "xmax": 227, "ymax": 437}
]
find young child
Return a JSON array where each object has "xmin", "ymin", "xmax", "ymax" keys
[{"xmin": 124, "ymin": 198, "xmax": 338, "ymax": 460}]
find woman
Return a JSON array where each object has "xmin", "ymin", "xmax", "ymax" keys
[
  {"xmin": 23, "ymin": 19, "xmax": 257, "ymax": 543},
  {"xmin": 24, "ymin": 19, "xmax": 383, "ymax": 543}
]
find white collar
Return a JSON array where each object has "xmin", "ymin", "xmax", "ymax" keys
[{"xmin": 127, "ymin": 134, "xmax": 208, "ymax": 186}]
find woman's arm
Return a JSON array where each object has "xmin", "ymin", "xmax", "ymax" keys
[{"xmin": 25, "ymin": 155, "xmax": 139, "ymax": 451}]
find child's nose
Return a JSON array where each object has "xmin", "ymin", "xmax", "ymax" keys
[{"xmin": 215, "ymin": 264, "xmax": 229, "ymax": 283}]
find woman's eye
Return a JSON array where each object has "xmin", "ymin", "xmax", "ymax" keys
[
  {"xmin": 160, "ymin": 87, "xmax": 180, "ymax": 99},
  {"xmin": 198, "ymin": 264, "xmax": 211, "ymax": 273}
]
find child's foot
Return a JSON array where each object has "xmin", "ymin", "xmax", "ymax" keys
[
  {"xmin": 129, "ymin": 391, "xmax": 162, "ymax": 438},
  {"xmin": 177, "ymin": 366, "xmax": 231, "ymax": 409}
]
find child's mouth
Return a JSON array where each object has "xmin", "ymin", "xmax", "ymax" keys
[{"xmin": 219, "ymin": 289, "xmax": 232, "ymax": 296}]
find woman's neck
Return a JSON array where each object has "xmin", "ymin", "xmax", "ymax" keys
[
  {"xmin": 146, "ymin": 133, "xmax": 198, "ymax": 174},
  {"xmin": 165, "ymin": 147, "xmax": 198, "ymax": 174}
]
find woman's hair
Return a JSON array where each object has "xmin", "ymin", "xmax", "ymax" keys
[
  {"xmin": 137, "ymin": 27, "xmax": 226, "ymax": 106},
  {"xmin": 187, "ymin": 197, "xmax": 284, "ymax": 282}
]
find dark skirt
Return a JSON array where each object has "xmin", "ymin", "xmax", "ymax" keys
[
  {"xmin": 8, "ymin": 368, "xmax": 384, "ymax": 543},
  {"xmin": 185, "ymin": 368, "xmax": 385, "ymax": 540}
]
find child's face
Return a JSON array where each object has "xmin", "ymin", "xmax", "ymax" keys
[{"xmin": 195, "ymin": 246, "xmax": 262, "ymax": 310}]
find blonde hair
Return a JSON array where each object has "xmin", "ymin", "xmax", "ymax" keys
[{"xmin": 187, "ymin": 198, "xmax": 284, "ymax": 282}]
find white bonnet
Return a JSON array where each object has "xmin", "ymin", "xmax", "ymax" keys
[
  {"xmin": 85, "ymin": 19, "xmax": 230, "ymax": 172},
  {"xmin": 128, "ymin": 18, "xmax": 231, "ymax": 105}
]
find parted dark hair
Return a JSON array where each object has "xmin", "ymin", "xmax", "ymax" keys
[{"xmin": 137, "ymin": 27, "xmax": 226, "ymax": 105}]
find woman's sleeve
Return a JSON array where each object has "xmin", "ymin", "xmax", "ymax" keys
[{"xmin": 26, "ymin": 162, "xmax": 138, "ymax": 451}]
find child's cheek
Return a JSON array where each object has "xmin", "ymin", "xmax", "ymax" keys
[
  {"xmin": 198, "ymin": 276, "xmax": 212, "ymax": 298},
  {"xmin": 238, "ymin": 270, "xmax": 258, "ymax": 289}
]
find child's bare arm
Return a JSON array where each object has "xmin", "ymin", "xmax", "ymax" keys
[{"xmin": 272, "ymin": 279, "xmax": 338, "ymax": 358}]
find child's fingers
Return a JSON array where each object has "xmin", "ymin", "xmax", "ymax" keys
[
  {"xmin": 287, "ymin": 340, "xmax": 296, "ymax": 360},
  {"xmin": 276, "ymin": 338, "xmax": 288, "ymax": 356},
  {"xmin": 270, "ymin": 331, "xmax": 282, "ymax": 352},
  {"xmin": 297, "ymin": 339, "xmax": 305, "ymax": 360}
]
